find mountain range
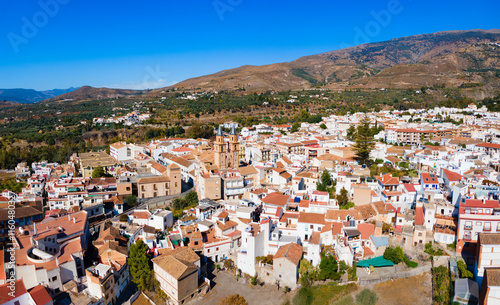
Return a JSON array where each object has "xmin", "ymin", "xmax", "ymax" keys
[
  {"xmin": 7, "ymin": 29, "xmax": 500, "ymax": 103},
  {"xmin": 0, "ymin": 87, "xmax": 79, "ymax": 104},
  {"xmin": 166, "ymin": 29, "xmax": 500, "ymax": 96}
]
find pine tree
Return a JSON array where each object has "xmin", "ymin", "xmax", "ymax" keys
[
  {"xmin": 353, "ymin": 116, "xmax": 375, "ymax": 165},
  {"xmin": 128, "ymin": 239, "xmax": 155, "ymax": 291},
  {"xmin": 346, "ymin": 125, "xmax": 356, "ymax": 140}
]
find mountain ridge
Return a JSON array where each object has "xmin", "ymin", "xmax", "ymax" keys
[
  {"xmin": 164, "ymin": 29, "xmax": 500, "ymax": 94},
  {"xmin": 0, "ymin": 87, "xmax": 79, "ymax": 103},
  {"xmin": 44, "ymin": 29, "xmax": 500, "ymax": 102}
]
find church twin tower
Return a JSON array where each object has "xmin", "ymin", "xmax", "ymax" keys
[{"xmin": 214, "ymin": 125, "xmax": 240, "ymax": 170}]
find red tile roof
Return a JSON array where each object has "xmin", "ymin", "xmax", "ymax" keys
[
  {"xmin": 403, "ymin": 183, "xmax": 416, "ymax": 192},
  {"xmin": 357, "ymin": 223, "xmax": 375, "ymax": 240},
  {"xmin": 477, "ymin": 143, "xmax": 500, "ymax": 149},
  {"xmin": 463, "ymin": 199, "xmax": 500, "ymax": 208},
  {"xmin": 274, "ymin": 243, "xmax": 303, "ymax": 266},
  {"xmin": 298, "ymin": 212, "xmax": 326, "ymax": 225},
  {"xmin": 421, "ymin": 172, "xmax": 439, "ymax": 184},
  {"xmin": 309, "ymin": 231, "xmax": 321, "ymax": 245},
  {"xmin": 29, "ymin": 285, "xmax": 53, "ymax": 305},
  {"xmin": 0, "ymin": 279, "xmax": 27, "ymax": 303},
  {"xmin": 415, "ymin": 207, "xmax": 425, "ymax": 226},
  {"xmin": 442, "ymin": 168, "xmax": 464, "ymax": 182},
  {"xmin": 376, "ymin": 174, "xmax": 399, "ymax": 185},
  {"xmin": 261, "ymin": 192, "xmax": 290, "ymax": 207}
]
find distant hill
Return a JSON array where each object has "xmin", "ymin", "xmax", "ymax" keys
[
  {"xmin": 46, "ymin": 86, "xmax": 144, "ymax": 102},
  {"xmin": 165, "ymin": 29, "xmax": 500, "ymax": 96},
  {"xmin": 0, "ymin": 87, "xmax": 78, "ymax": 103}
]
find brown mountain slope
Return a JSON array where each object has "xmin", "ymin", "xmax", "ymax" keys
[
  {"xmin": 168, "ymin": 29, "xmax": 500, "ymax": 93},
  {"xmin": 47, "ymin": 86, "xmax": 144, "ymax": 102}
]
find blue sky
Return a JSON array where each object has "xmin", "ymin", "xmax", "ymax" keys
[{"xmin": 1, "ymin": 0, "xmax": 499, "ymax": 90}]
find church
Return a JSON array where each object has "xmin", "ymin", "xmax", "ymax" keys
[{"xmin": 214, "ymin": 125, "xmax": 240, "ymax": 170}]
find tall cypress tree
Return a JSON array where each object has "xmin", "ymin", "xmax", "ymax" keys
[
  {"xmin": 353, "ymin": 116, "xmax": 375, "ymax": 165},
  {"xmin": 128, "ymin": 239, "xmax": 155, "ymax": 291}
]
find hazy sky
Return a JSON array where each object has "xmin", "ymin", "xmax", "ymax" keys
[{"xmin": 1, "ymin": 0, "xmax": 499, "ymax": 90}]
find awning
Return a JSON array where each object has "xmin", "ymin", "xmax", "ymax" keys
[
  {"xmin": 357, "ymin": 256, "xmax": 395, "ymax": 268},
  {"xmin": 436, "ymin": 219, "xmax": 456, "ymax": 227}
]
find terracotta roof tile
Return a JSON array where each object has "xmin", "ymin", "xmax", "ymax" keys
[{"xmin": 273, "ymin": 243, "xmax": 303, "ymax": 266}]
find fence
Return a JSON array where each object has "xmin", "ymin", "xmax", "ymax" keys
[{"xmin": 359, "ymin": 263, "xmax": 432, "ymax": 286}]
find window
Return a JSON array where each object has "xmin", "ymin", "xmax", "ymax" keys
[
  {"xmin": 52, "ymin": 276, "xmax": 57, "ymax": 282},
  {"xmin": 465, "ymin": 221, "xmax": 472, "ymax": 229},
  {"xmin": 485, "ymin": 222, "xmax": 491, "ymax": 231},
  {"xmin": 497, "ymin": 223, "xmax": 500, "ymax": 231},
  {"xmin": 175, "ymin": 182, "xmax": 178, "ymax": 187},
  {"xmin": 194, "ymin": 241, "xmax": 198, "ymax": 245},
  {"xmin": 207, "ymin": 249, "xmax": 210, "ymax": 253},
  {"xmin": 216, "ymin": 247, "xmax": 219, "ymax": 251},
  {"xmin": 310, "ymin": 225, "xmax": 313, "ymax": 229},
  {"xmin": 476, "ymin": 222, "xmax": 482, "ymax": 226}
]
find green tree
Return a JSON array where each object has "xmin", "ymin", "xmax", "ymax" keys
[
  {"xmin": 352, "ymin": 117, "xmax": 375, "ymax": 165},
  {"xmin": 383, "ymin": 246, "xmax": 405, "ymax": 264},
  {"xmin": 346, "ymin": 125, "xmax": 356, "ymax": 141},
  {"xmin": 320, "ymin": 169, "xmax": 332, "ymax": 186},
  {"xmin": 299, "ymin": 258, "xmax": 315, "ymax": 277},
  {"xmin": 457, "ymin": 260, "xmax": 473, "ymax": 279},
  {"xmin": 187, "ymin": 123, "xmax": 214, "ymax": 139},
  {"xmin": 337, "ymin": 187, "xmax": 349, "ymax": 207},
  {"xmin": 355, "ymin": 289, "xmax": 378, "ymax": 305},
  {"xmin": 318, "ymin": 253, "xmax": 340, "ymax": 281},
  {"xmin": 291, "ymin": 123, "xmax": 300, "ymax": 133},
  {"xmin": 320, "ymin": 123, "xmax": 327, "ymax": 129},
  {"xmin": 125, "ymin": 195, "xmax": 137, "ymax": 207},
  {"xmin": 128, "ymin": 239, "xmax": 155, "ymax": 291},
  {"xmin": 91, "ymin": 166, "xmax": 111, "ymax": 178}
]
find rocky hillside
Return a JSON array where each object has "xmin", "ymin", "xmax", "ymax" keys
[{"xmin": 168, "ymin": 29, "xmax": 500, "ymax": 94}]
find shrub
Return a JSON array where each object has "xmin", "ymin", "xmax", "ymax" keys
[
  {"xmin": 355, "ymin": 289, "xmax": 378, "ymax": 305},
  {"xmin": 457, "ymin": 260, "xmax": 473, "ymax": 279},
  {"xmin": 119, "ymin": 214, "xmax": 129, "ymax": 222},
  {"xmin": 333, "ymin": 295, "xmax": 355, "ymax": 305},
  {"xmin": 218, "ymin": 294, "xmax": 248, "ymax": 305},
  {"xmin": 293, "ymin": 287, "xmax": 313, "ymax": 305},
  {"xmin": 383, "ymin": 246, "xmax": 404, "ymax": 264}
]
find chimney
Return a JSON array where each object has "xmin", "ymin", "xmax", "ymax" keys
[
  {"xmin": 73, "ymin": 217, "xmax": 76, "ymax": 223},
  {"xmin": 68, "ymin": 214, "xmax": 71, "ymax": 221},
  {"xmin": 33, "ymin": 222, "xmax": 37, "ymax": 236}
]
